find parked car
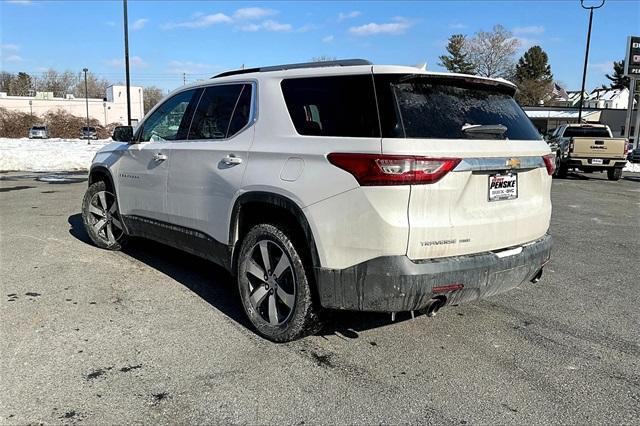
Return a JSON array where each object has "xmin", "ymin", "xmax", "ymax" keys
[
  {"xmin": 82, "ymin": 59, "xmax": 553, "ymax": 342},
  {"xmin": 80, "ymin": 126, "xmax": 98, "ymax": 140},
  {"xmin": 628, "ymin": 147, "xmax": 640, "ymax": 163},
  {"xmin": 547, "ymin": 124, "xmax": 627, "ymax": 180},
  {"xmin": 28, "ymin": 125, "xmax": 49, "ymax": 139}
]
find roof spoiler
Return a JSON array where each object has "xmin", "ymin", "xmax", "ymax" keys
[{"xmin": 212, "ymin": 59, "xmax": 372, "ymax": 79}]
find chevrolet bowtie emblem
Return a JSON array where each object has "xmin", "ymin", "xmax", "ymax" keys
[{"xmin": 506, "ymin": 158, "xmax": 521, "ymax": 169}]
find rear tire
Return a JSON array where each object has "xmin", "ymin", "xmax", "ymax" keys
[
  {"xmin": 607, "ymin": 167, "xmax": 622, "ymax": 181},
  {"xmin": 237, "ymin": 223, "xmax": 321, "ymax": 342},
  {"xmin": 81, "ymin": 181, "xmax": 127, "ymax": 250},
  {"xmin": 554, "ymin": 160, "xmax": 568, "ymax": 179}
]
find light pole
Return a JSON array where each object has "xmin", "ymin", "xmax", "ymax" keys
[
  {"xmin": 123, "ymin": 0, "xmax": 132, "ymax": 125},
  {"xmin": 577, "ymin": 0, "xmax": 605, "ymax": 122},
  {"xmin": 103, "ymin": 101, "xmax": 107, "ymax": 126},
  {"xmin": 83, "ymin": 68, "xmax": 90, "ymax": 144},
  {"xmin": 29, "ymin": 99, "xmax": 32, "ymax": 117}
]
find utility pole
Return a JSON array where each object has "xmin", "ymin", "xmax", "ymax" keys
[
  {"xmin": 577, "ymin": 0, "xmax": 605, "ymax": 122},
  {"xmin": 123, "ymin": 0, "xmax": 132, "ymax": 126},
  {"xmin": 83, "ymin": 68, "xmax": 90, "ymax": 145}
]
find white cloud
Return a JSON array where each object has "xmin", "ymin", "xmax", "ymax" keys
[
  {"xmin": 349, "ymin": 18, "xmax": 412, "ymax": 36},
  {"xmin": 131, "ymin": 18, "xmax": 149, "ymax": 30},
  {"xmin": 338, "ymin": 11, "xmax": 361, "ymax": 22},
  {"xmin": 589, "ymin": 61, "xmax": 614, "ymax": 73},
  {"xmin": 4, "ymin": 55, "xmax": 23, "ymax": 62},
  {"xmin": 163, "ymin": 13, "xmax": 232, "ymax": 30},
  {"xmin": 104, "ymin": 56, "xmax": 149, "ymax": 68},
  {"xmin": 512, "ymin": 37, "xmax": 539, "ymax": 51},
  {"xmin": 167, "ymin": 60, "xmax": 219, "ymax": 74},
  {"xmin": 239, "ymin": 20, "xmax": 292, "ymax": 32},
  {"xmin": 322, "ymin": 35, "xmax": 334, "ymax": 43},
  {"xmin": 6, "ymin": 0, "xmax": 31, "ymax": 5},
  {"xmin": 448, "ymin": 22, "xmax": 467, "ymax": 30},
  {"xmin": 233, "ymin": 7, "xmax": 276, "ymax": 20},
  {"xmin": 513, "ymin": 25, "xmax": 545, "ymax": 35},
  {"xmin": 0, "ymin": 44, "xmax": 23, "ymax": 62},
  {"xmin": 0, "ymin": 43, "xmax": 20, "ymax": 51}
]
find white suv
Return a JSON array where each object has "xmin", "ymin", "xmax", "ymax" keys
[{"xmin": 82, "ymin": 59, "xmax": 554, "ymax": 342}]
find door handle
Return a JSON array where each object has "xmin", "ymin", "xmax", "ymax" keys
[
  {"xmin": 153, "ymin": 153, "xmax": 168, "ymax": 162},
  {"xmin": 222, "ymin": 154, "xmax": 243, "ymax": 165}
]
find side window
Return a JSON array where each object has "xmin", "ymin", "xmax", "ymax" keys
[
  {"xmin": 140, "ymin": 89, "xmax": 199, "ymax": 142},
  {"xmin": 280, "ymin": 75, "xmax": 380, "ymax": 137},
  {"xmin": 188, "ymin": 84, "xmax": 251, "ymax": 140}
]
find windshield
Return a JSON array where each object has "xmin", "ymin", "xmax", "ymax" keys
[
  {"xmin": 563, "ymin": 127, "xmax": 610, "ymax": 138},
  {"xmin": 375, "ymin": 75, "xmax": 541, "ymax": 140}
]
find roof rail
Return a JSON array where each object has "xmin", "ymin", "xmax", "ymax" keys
[{"xmin": 212, "ymin": 59, "xmax": 372, "ymax": 79}]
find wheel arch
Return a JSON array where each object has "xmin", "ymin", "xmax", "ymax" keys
[
  {"xmin": 88, "ymin": 166, "xmax": 116, "ymax": 192},
  {"xmin": 229, "ymin": 191, "xmax": 321, "ymax": 276}
]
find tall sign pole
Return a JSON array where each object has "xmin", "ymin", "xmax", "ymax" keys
[
  {"xmin": 123, "ymin": 0, "xmax": 132, "ymax": 126},
  {"xmin": 577, "ymin": 0, "xmax": 605, "ymax": 122},
  {"xmin": 624, "ymin": 35, "xmax": 640, "ymax": 148}
]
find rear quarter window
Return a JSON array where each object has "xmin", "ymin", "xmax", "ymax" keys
[{"xmin": 281, "ymin": 75, "xmax": 379, "ymax": 138}]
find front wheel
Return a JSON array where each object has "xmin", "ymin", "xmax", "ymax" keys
[
  {"xmin": 81, "ymin": 181, "xmax": 127, "ymax": 250},
  {"xmin": 237, "ymin": 223, "xmax": 321, "ymax": 342},
  {"xmin": 607, "ymin": 168, "xmax": 622, "ymax": 181}
]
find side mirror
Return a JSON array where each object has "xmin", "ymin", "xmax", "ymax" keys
[{"xmin": 112, "ymin": 125, "xmax": 134, "ymax": 143}]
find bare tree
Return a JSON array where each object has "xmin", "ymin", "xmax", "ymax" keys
[
  {"xmin": 310, "ymin": 55, "xmax": 338, "ymax": 62},
  {"xmin": 36, "ymin": 69, "xmax": 77, "ymax": 97},
  {"xmin": 466, "ymin": 25, "xmax": 520, "ymax": 79},
  {"xmin": 73, "ymin": 71, "xmax": 112, "ymax": 99},
  {"xmin": 143, "ymin": 86, "xmax": 165, "ymax": 114},
  {"xmin": 0, "ymin": 71, "xmax": 14, "ymax": 93}
]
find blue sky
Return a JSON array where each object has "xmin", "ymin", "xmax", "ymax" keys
[{"xmin": 1, "ymin": 0, "xmax": 638, "ymax": 92}]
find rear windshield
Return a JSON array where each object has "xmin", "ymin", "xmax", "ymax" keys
[
  {"xmin": 375, "ymin": 75, "xmax": 540, "ymax": 140},
  {"xmin": 32, "ymin": 126, "xmax": 46, "ymax": 131},
  {"xmin": 563, "ymin": 127, "xmax": 610, "ymax": 138},
  {"xmin": 82, "ymin": 127, "xmax": 96, "ymax": 131}
]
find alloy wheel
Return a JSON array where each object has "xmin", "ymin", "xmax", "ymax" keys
[
  {"xmin": 245, "ymin": 240, "xmax": 296, "ymax": 326},
  {"xmin": 87, "ymin": 190, "xmax": 124, "ymax": 245}
]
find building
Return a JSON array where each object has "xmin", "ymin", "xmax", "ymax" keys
[
  {"xmin": 524, "ymin": 106, "xmax": 637, "ymax": 138},
  {"xmin": 0, "ymin": 85, "xmax": 144, "ymax": 125},
  {"xmin": 584, "ymin": 87, "xmax": 629, "ymax": 109}
]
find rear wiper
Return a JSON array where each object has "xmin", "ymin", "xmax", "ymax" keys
[{"xmin": 461, "ymin": 123, "xmax": 508, "ymax": 136}]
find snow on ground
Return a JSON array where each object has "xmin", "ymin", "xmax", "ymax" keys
[
  {"xmin": 0, "ymin": 138, "xmax": 111, "ymax": 172},
  {"xmin": 623, "ymin": 161, "xmax": 640, "ymax": 173}
]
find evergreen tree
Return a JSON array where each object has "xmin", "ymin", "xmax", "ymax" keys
[
  {"xmin": 605, "ymin": 60, "xmax": 630, "ymax": 89},
  {"xmin": 514, "ymin": 46, "xmax": 554, "ymax": 106},
  {"xmin": 439, "ymin": 34, "xmax": 475, "ymax": 74},
  {"xmin": 9, "ymin": 72, "xmax": 33, "ymax": 96},
  {"xmin": 515, "ymin": 46, "xmax": 553, "ymax": 82}
]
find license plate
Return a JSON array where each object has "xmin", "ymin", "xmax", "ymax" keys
[
  {"xmin": 489, "ymin": 173, "xmax": 517, "ymax": 202},
  {"xmin": 591, "ymin": 158, "xmax": 603, "ymax": 165}
]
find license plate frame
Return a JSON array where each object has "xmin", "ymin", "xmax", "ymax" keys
[
  {"xmin": 488, "ymin": 172, "xmax": 518, "ymax": 202},
  {"xmin": 591, "ymin": 158, "xmax": 603, "ymax": 165}
]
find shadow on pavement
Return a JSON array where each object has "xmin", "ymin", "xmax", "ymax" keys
[{"xmin": 67, "ymin": 213, "xmax": 409, "ymax": 340}]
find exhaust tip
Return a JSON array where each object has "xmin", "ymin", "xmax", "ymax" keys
[
  {"xmin": 422, "ymin": 297, "xmax": 446, "ymax": 317},
  {"xmin": 530, "ymin": 268, "xmax": 543, "ymax": 283}
]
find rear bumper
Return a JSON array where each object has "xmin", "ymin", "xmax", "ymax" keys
[
  {"xmin": 315, "ymin": 234, "xmax": 552, "ymax": 312},
  {"xmin": 567, "ymin": 158, "xmax": 626, "ymax": 169}
]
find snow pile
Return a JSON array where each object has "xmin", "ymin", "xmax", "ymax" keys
[
  {"xmin": 623, "ymin": 161, "xmax": 640, "ymax": 173},
  {"xmin": 0, "ymin": 138, "xmax": 111, "ymax": 172}
]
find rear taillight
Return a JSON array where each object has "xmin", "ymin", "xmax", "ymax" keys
[
  {"xmin": 569, "ymin": 138, "xmax": 574, "ymax": 153},
  {"xmin": 542, "ymin": 153, "xmax": 556, "ymax": 175},
  {"xmin": 327, "ymin": 153, "xmax": 460, "ymax": 186}
]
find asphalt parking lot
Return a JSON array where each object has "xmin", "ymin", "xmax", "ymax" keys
[{"xmin": 1, "ymin": 170, "xmax": 639, "ymax": 425}]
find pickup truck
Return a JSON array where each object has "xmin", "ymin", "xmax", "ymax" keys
[{"xmin": 547, "ymin": 124, "xmax": 627, "ymax": 181}]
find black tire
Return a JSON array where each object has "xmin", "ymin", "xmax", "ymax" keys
[
  {"xmin": 81, "ymin": 181, "xmax": 127, "ymax": 250},
  {"xmin": 607, "ymin": 167, "xmax": 622, "ymax": 181},
  {"xmin": 237, "ymin": 223, "xmax": 321, "ymax": 342},
  {"xmin": 554, "ymin": 160, "xmax": 568, "ymax": 179}
]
